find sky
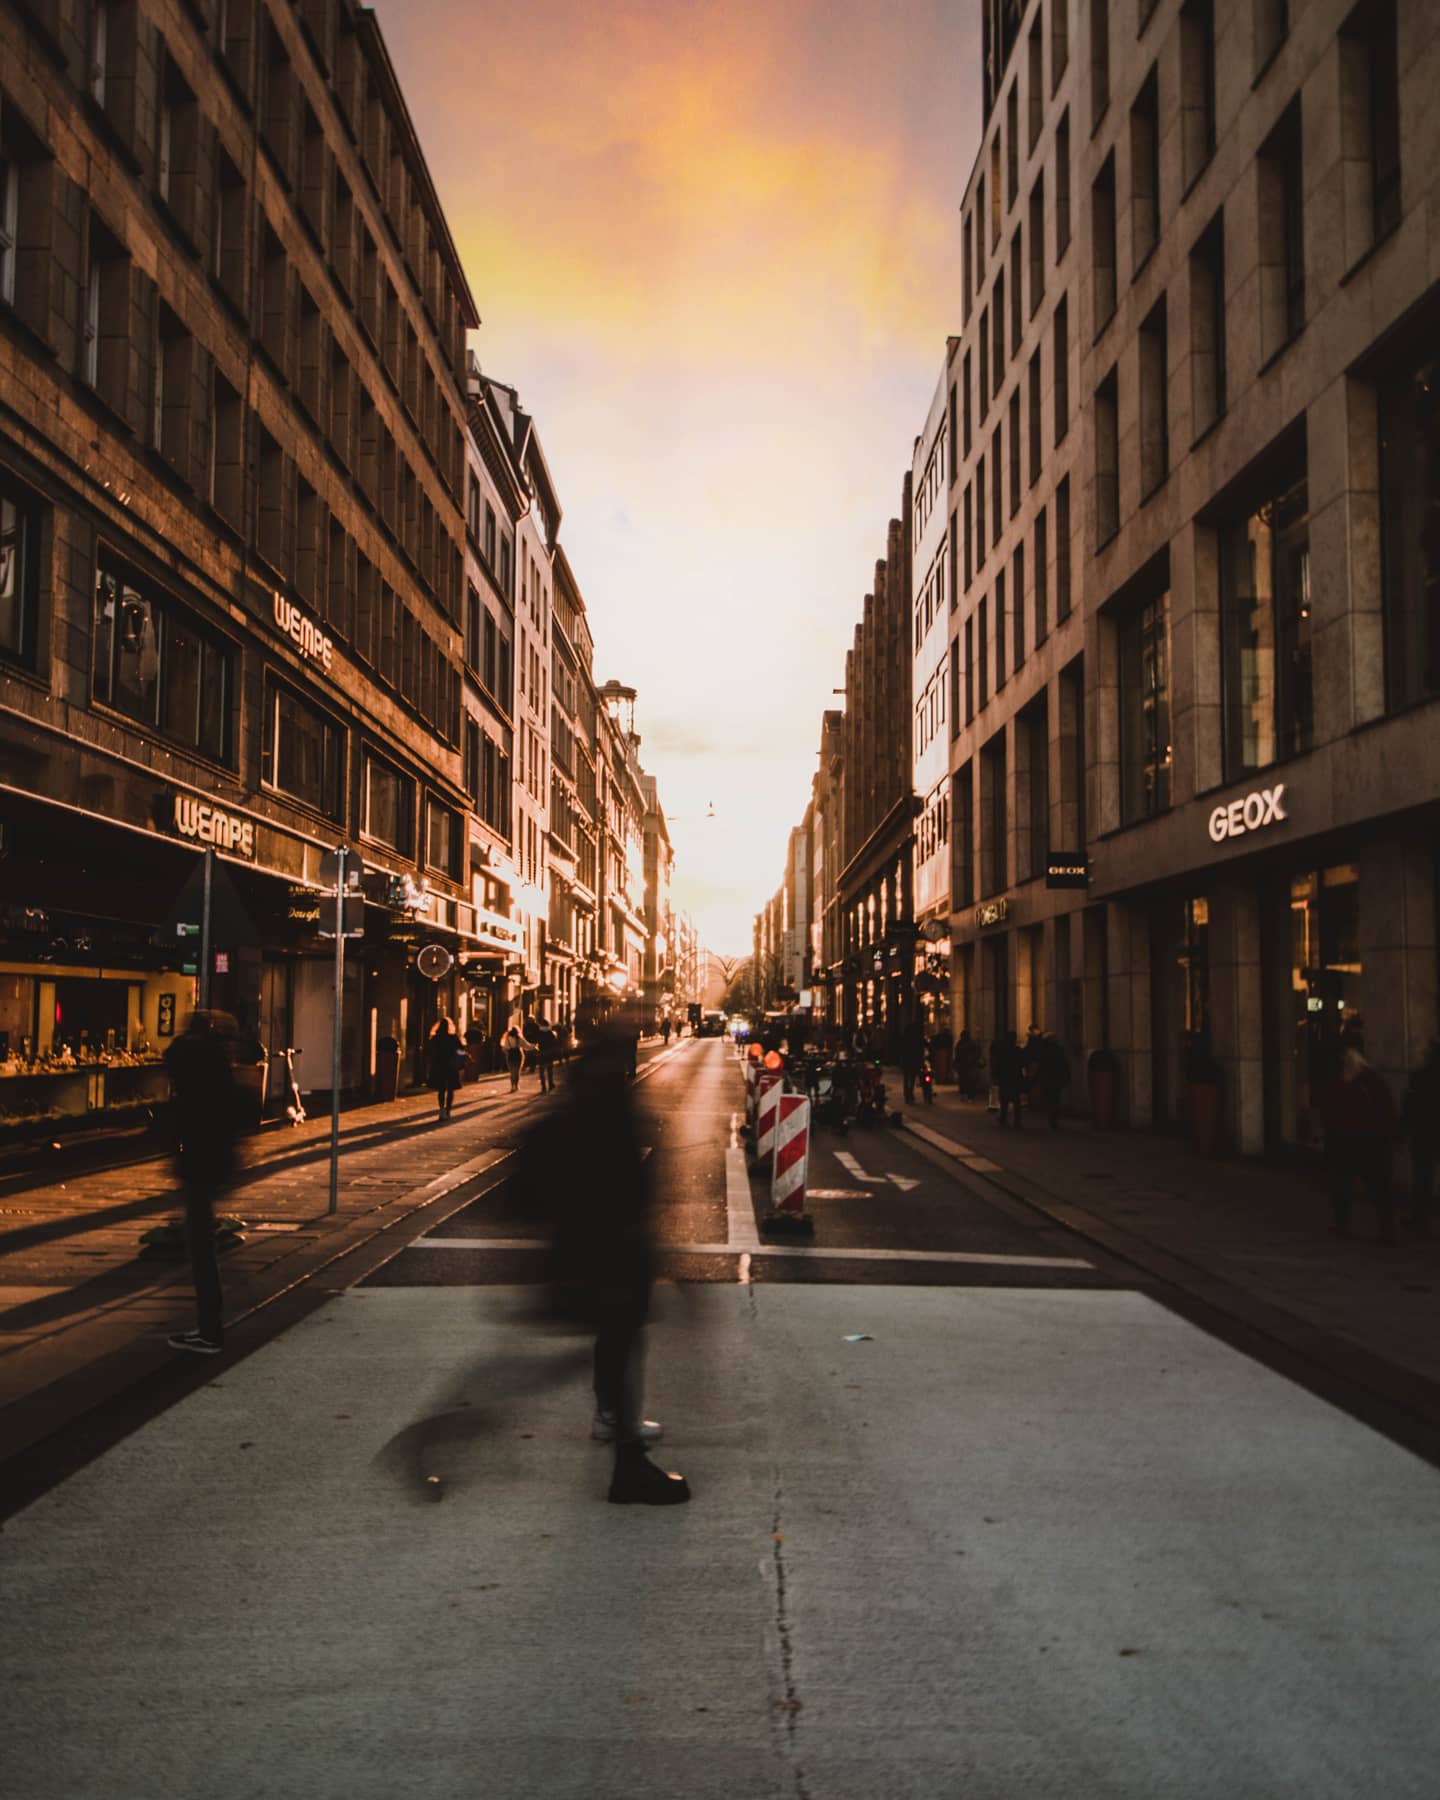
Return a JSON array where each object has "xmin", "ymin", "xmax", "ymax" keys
[{"xmin": 377, "ymin": 0, "xmax": 983, "ymax": 954}]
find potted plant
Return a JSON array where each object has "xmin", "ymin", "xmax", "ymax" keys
[
  {"xmin": 1087, "ymin": 1048, "xmax": 1120, "ymax": 1129},
  {"xmin": 1183, "ymin": 1034, "xmax": 1224, "ymax": 1156}
]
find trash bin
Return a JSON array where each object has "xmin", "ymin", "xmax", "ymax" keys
[{"xmin": 375, "ymin": 1035, "xmax": 401, "ymax": 1102}]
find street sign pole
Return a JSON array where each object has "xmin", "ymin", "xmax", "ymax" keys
[
  {"xmin": 329, "ymin": 845, "xmax": 345, "ymax": 1217},
  {"xmin": 198, "ymin": 847, "xmax": 214, "ymax": 1009}
]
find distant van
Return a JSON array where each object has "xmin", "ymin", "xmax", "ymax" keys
[{"xmin": 698, "ymin": 1010, "xmax": 726, "ymax": 1037}]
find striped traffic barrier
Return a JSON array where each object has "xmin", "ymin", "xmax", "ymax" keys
[
  {"xmin": 767, "ymin": 1093, "xmax": 814, "ymax": 1233},
  {"xmin": 753, "ymin": 1072, "xmax": 784, "ymax": 1168}
]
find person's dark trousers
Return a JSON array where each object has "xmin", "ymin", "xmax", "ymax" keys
[
  {"xmin": 1411, "ymin": 1142, "xmax": 1435, "ymax": 1233},
  {"xmin": 508, "ymin": 1057, "xmax": 521, "ymax": 1091},
  {"xmin": 437, "ymin": 1082, "xmax": 457, "ymax": 1118},
  {"xmin": 1040, "ymin": 1085, "xmax": 1061, "ymax": 1129},
  {"xmin": 539, "ymin": 1060, "xmax": 554, "ymax": 1092},
  {"xmin": 593, "ymin": 1303, "xmax": 646, "ymax": 1436},
  {"xmin": 902, "ymin": 1069, "xmax": 917, "ymax": 1103},
  {"xmin": 1330, "ymin": 1135, "xmax": 1396, "ymax": 1241},
  {"xmin": 999, "ymin": 1088, "xmax": 1023, "ymax": 1128},
  {"xmin": 183, "ymin": 1180, "xmax": 224, "ymax": 1345}
]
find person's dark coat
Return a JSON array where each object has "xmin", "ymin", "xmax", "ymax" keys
[
  {"xmin": 164, "ymin": 1027, "xmax": 240, "ymax": 1188},
  {"xmin": 899, "ymin": 1020, "xmax": 927, "ymax": 1073},
  {"xmin": 994, "ymin": 1039, "xmax": 1026, "ymax": 1095},
  {"xmin": 427, "ymin": 1028, "xmax": 465, "ymax": 1089}
]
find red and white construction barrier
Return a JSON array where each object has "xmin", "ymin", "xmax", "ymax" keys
[
  {"xmin": 754, "ymin": 1072, "xmax": 784, "ymax": 1166},
  {"xmin": 769, "ymin": 1093, "xmax": 811, "ymax": 1218}
]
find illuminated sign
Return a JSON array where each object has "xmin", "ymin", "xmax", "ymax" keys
[
  {"xmin": 471, "ymin": 905, "xmax": 524, "ymax": 954},
  {"xmin": 1045, "ymin": 854, "xmax": 1090, "ymax": 890},
  {"xmin": 974, "ymin": 897, "xmax": 1009, "ymax": 929},
  {"xmin": 1208, "ymin": 783, "xmax": 1288, "ymax": 844},
  {"xmin": 171, "ymin": 794, "xmax": 255, "ymax": 859},
  {"xmin": 273, "ymin": 590, "xmax": 333, "ymax": 671}
]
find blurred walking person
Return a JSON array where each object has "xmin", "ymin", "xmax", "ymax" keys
[
  {"xmin": 502, "ymin": 1023, "xmax": 526, "ymax": 1092},
  {"xmin": 511, "ymin": 1026, "xmax": 690, "ymax": 1505},
  {"xmin": 535, "ymin": 1014, "xmax": 558, "ymax": 1093},
  {"xmin": 164, "ymin": 1010, "xmax": 240, "ymax": 1356},
  {"xmin": 1034, "ymin": 1033, "xmax": 1071, "ymax": 1130},
  {"xmin": 995, "ymin": 1030, "xmax": 1026, "ymax": 1128},
  {"xmin": 1402, "ymin": 1040, "xmax": 1439, "ymax": 1235},
  {"xmin": 428, "ymin": 1016, "xmax": 465, "ymax": 1121},
  {"xmin": 1322, "ymin": 1044, "xmax": 1400, "ymax": 1243}
]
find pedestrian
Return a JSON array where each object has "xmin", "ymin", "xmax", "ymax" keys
[
  {"xmin": 931, "ymin": 1020, "xmax": 953, "ymax": 1085},
  {"xmin": 502, "ymin": 1023, "xmax": 527, "ymax": 1092},
  {"xmin": 510, "ymin": 1025, "xmax": 689, "ymax": 1505},
  {"xmin": 1320, "ymin": 1044, "xmax": 1400, "ymax": 1242},
  {"xmin": 1034, "ymin": 1033, "xmax": 1071, "ymax": 1130},
  {"xmin": 661, "ymin": 1016, "xmax": 672, "ymax": 1046},
  {"xmin": 163, "ymin": 1010, "xmax": 241, "ymax": 1356},
  {"xmin": 428, "ymin": 1016, "xmax": 465, "ymax": 1120},
  {"xmin": 535, "ymin": 1014, "xmax": 558, "ymax": 1092},
  {"xmin": 995, "ymin": 1029, "xmax": 1026, "ymax": 1128},
  {"xmin": 1401, "ymin": 1039, "xmax": 1439, "ymax": 1236},
  {"xmin": 955, "ymin": 1028, "xmax": 983, "ymax": 1099},
  {"xmin": 899, "ymin": 1013, "xmax": 927, "ymax": 1105}
]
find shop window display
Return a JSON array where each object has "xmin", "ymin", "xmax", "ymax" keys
[
  {"xmin": 93, "ymin": 558, "xmax": 233, "ymax": 763},
  {"xmin": 1219, "ymin": 463, "xmax": 1311, "ymax": 780},
  {"xmin": 1289, "ymin": 864, "xmax": 1362, "ymax": 1149}
]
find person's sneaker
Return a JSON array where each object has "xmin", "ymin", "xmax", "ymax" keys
[
  {"xmin": 592, "ymin": 1411, "xmax": 663, "ymax": 1443},
  {"xmin": 167, "ymin": 1330, "xmax": 223, "ymax": 1356},
  {"xmin": 608, "ymin": 1447, "xmax": 691, "ymax": 1506}
]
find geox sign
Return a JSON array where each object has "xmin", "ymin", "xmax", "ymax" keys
[{"xmin": 1207, "ymin": 783, "xmax": 1288, "ymax": 844}]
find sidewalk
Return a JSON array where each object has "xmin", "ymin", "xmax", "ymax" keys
[
  {"xmin": 0, "ymin": 1039, "xmax": 680, "ymax": 1482},
  {"xmin": 890, "ymin": 1071, "xmax": 1440, "ymax": 1445}
]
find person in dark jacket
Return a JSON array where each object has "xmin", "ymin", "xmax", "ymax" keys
[
  {"xmin": 995, "ymin": 1030, "xmax": 1026, "ymax": 1128},
  {"xmin": 534, "ymin": 1015, "xmax": 558, "ymax": 1092},
  {"xmin": 427, "ymin": 1016, "xmax": 465, "ymax": 1120},
  {"xmin": 955, "ymin": 1029, "xmax": 984, "ymax": 1099},
  {"xmin": 899, "ymin": 1015, "xmax": 927, "ymax": 1104},
  {"xmin": 1402, "ymin": 1040, "xmax": 1440, "ymax": 1236},
  {"xmin": 163, "ymin": 1010, "xmax": 241, "ymax": 1355},
  {"xmin": 1034, "ymin": 1033, "xmax": 1071, "ymax": 1129},
  {"xmin": 511, "ymin": 1026, "xmax": 689, "ymax": 1505},
  {"xmin": 1321, "ymin": 1046, "xmax": 1400, "ymax": 1242}
]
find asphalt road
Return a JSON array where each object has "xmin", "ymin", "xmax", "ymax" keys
[{"xmin": 4, "ymin": 1038, "xmax": 1440, "ymax": 1798}]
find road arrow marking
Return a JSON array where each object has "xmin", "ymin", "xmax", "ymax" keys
[
  {"xmin": 835, "ymin": 1151, "xmax": 883, "ymax": 1184},
  {"xmin": 888, "ymin": 1174, "xmax": 921, "ymax": 1191}
]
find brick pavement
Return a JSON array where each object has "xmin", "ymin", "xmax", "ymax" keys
[{"xmin": 890, "ymin": 1073, "xmax": 1440, "ymax": 1433}]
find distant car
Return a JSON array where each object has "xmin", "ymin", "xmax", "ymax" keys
[
  {"xmin": 697, "ymin": 1011, "xmax": 726, "ymax": 1037},
  {"xmin": 728, "ymin": 1016, "xmax": 752, "ymax": 1042}
]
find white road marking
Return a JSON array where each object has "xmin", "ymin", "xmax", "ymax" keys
[
  {"xmin": 738, "ymin": 1252, "xmax": 752, "ymax": 1286},
  {"xmin": 903, "ymin": 1118, "xmax": 976, "ymax": 1159},
  {"xmin": 726, "ymin": 1144, "xmax": 762, "ymax": 1251},
  {"xmin": 835, "ymin": 1151, "xmax": 882, "ymax": 1183},
  {"xmin": 806, "ymin": 1188, "xmax": 870, "ymax": 1200},
  {"xmin": 888, "ymin": 1174, "xmax": 921, "ymax": 1191},
  {"xmin": 409, "ymin": 1237, "xmax": 1093, "ymax": 1269}
]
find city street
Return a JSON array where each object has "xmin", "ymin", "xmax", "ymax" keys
[{"xmin": 3, "ymin": 1039, "xmax": 1439, "ymax": 1798}]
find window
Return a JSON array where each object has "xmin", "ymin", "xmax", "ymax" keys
[
  {"xmin": 978, "ymin": 595, "xmax": 989, "ymax": 706},
  {"xmin": 1255, "ymin": 0, "xmax": 1288, "ymax": 78},
  {"xmin": 1339, "ymin": 0, "xmax": 1401, "ymax": 261},
  {"xmin": 964, "ymin": 211, "xmax": 974, "ymax": 319},
  {"xmin": 1022, "ymin": 698, "xmax": 1050, "ymax": 878},
  {"xmin": 1118, "ymin": 587, "xmax": 1173, "ymax": 823},
  {"xmin": 964, "ymin": 482, "xmax": 974, "ymax": 587},
  {"xmin": 1053, "ymin": 295, "xmax": 1070, "ymax": 443},
  {"xmin": 1130, "ymin": 66, "xmax": 1159, "ymax": 271},
  {"xmin": 990, "ymin": 426, "xmax": 1002, "ymax": 543},
  {"xmin": 464, "ymin": 716, "xmax": 480, "ymax": 799},
  {"xmin": 1219, "ymin": 458, "xmax": 1312, "ymax": 777},
  {"xmin": 979, "ymin": 310, "xmax": 991, "ymax": 419},
  {"xmin": 955, "ymin": 760, "xmax": 976, "ymax": 906},
  {"xmin": 1092, "ymin": 153, "xmax": 1116, "ymax": 331},
  {"xmin": 975, "ymin": 461, "xmax": 986, "ymax": 572},
  {"xmin": 1056, "ymin": 475, "xmax": 1072, "ymax": 620},
  {"xmin": 976, "ymin": 174, "xmax": 987, "ymax": 279},
  {"xmin": 1056, "ymin": 109, "xmax": 1071, "ymax": 256},
  {"xmin": 1010, "ymin": 229, "xmax": 1022, "ymax": 353},
  {"xmin": 82, "ymin": 212, "xmax": 129, "ymax": 409},
  {"xmin": 264, "ymin": 678, "xmax": 345, "ymax": 819},
  {"xmin": 157, "ymin": 54, "xmax": 200, "ymax": 231},
  {"xmin": 1091, "ymin": 0, "xmax": 1110, "ymax": 127},
  {"xmin": 1029, "ymin": 18, "xmax": 1044, "ymax": 148},
  {"xmin": 1029, "ymin": 175, "xmax": 1045, "ymax": 312},
  {"xmin": 1028, "ymin": 350, "xmax": 1042, "ymax": 487},
  {"xmin": 363, "ymin": 753, "xmax": 414, "ymax": 852},
  {"xmin": 982, "ymin": 729, "xmax": 1008, "ymax": 894},
  {"xmin": 426, "ymin": 797, "xmax": 461, "ymax": 878},
  {"xmin": 1379, "ymin": 350, "xmax": 1440, "ymax": 711},
  {"xmin": 466, "ymin": 472, "xmax": 480, "ymax": 541},
  {"xmin": 1139, "ymin": 296, "xmax": 1168, "ymax": 498},
  {"xmin": 993, "ymin": 271, "xmax": 1006, "ymax": 388},
  {"xmin": 996, "ymin": 569, "xmax": 1008, "ymax": 690},
  {"xmin": 1180, "ymin": 0, "xmax": 1216, "ymax": 191},
  {"xmin": 1034, "ymin": 507, "xmax": 1049, "ymax": 644},
  {"xmin": 1095, "ymin": 367, "xmax": 1119, "ymax": 545},
  {"xmin": 1006, "ymin": 82, "xmax": 1019, "ymax": 206},
  {"xmin": 1053, "ymin": 0, "xmax": 1070, "ymax": 92},
  {"xmin": 465, "ymin": 581, "xmax": 481, "ymax": 670},
  {"xmin": 991, "ymin": 136, "xmax": 1002, "ymax": 247},
  {"xmin": 1013, "ymin": 541, "xmax": 1026, "ymax": 670},
  {"xmin": 499, "ymin": 536, "xmax": 512, "ymax": 600},
  {"xmin": 1259, "ymin": 100, "xmax": 1304, "ymax": 359},
  {"xmin": 0, "ymin": 107, "xmax": 24, "ymax": 309},
  {"xmin": 962, "ymin": 350, "xmax": 973, "ymax": 455},
  {"xmin": 964, "ymin": 617, "xmax": 975, "ymax": 723},
  {"xmin": 93, "ymin": 556, "xmax": 232, "ymax": 763},
  {"xmin": 1190, "ymin": 212, "xmax": 1226, "ymax": 438},
  {"xmin": 1009, "ymin": 389, "xmax": 1021, "ymax": 516},
  {"xmin": 0, "ymin": 470, "xmax": 41, "ymax": 666}
]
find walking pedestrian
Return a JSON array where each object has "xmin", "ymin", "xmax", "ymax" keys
[
  {"xmin": 1401, "ymin": 1039, "xmax": 1439, "ymax": 1237},
  {"xmin": 1321, "ymin": 1044, "xmax": 1400, "ymax": 1242},
  {"xmin": 930, "ymin": 1021, "xmax": 953, "ymax": 1085},
  {"xmin": 899, "ymin": 1013, "xmax": 927, "ymax": 1105},
  {"xmin": 955, "ymin": 1028, "xmax": 983, "ymax": 1099},
  {"xmin": 428, "ymin": 1016, "xmax": 465, "ymax": 1120},
  {"xmin": 511, "ymin": 1025, "xmax": 689, "ymax": 1505},
  {"xmin": 661, "ymin": 1016, "xmax": 672, "ymax": 1046},
  {"xmin": 163, "ymin": 1010, "xmax": 241, "ymax": 1356},
  {"xmin": 1034, "ymin": 1033, "xmax": 1071, "ymax": 1129},
  {"xmin": 995, "ymin": 1030, "xmax": 1026, "ymax": 1128},
  {"xmin": 502, "ymin": 1023, "xmax": 527, "ymax": 1092},
  {"xmin": 535, "ymin": 1014, "xmax": 558, "ymax": 1092}
]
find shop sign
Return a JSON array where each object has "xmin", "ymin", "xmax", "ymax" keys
[
  {"xmin": 273, "ymin": 590, "xmax": 333, "ymax": 671},
  {"xmin": 471, "ymin": 905, "xmax": 524, "ymax": 954},
  {"xmin": 974, "ymin": 897, "xmax": 1009, "ymax": 929},
  {"xmin": 286, "ymin": 885, "xmax": 323, "ymax": 926},
  {"xmin": 1208, "ymin": 783, "xmax": 1288, "ymax": 844},
  {"xmin": 169, "ymin": 793, "xmax": 255, "ymax": 859},
  {"xmin": 1045, "ymin": 853, "xmax": 1090, "ymax": 890}
]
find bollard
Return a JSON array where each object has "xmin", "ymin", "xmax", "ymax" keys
[
  {"xmin": 766, "ymin": 1093, "xmax": 814, "ymax": 1234},
  {"xmin": 752, "ymin": 1071, "xmax": 784, "ymax": 1170}
]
